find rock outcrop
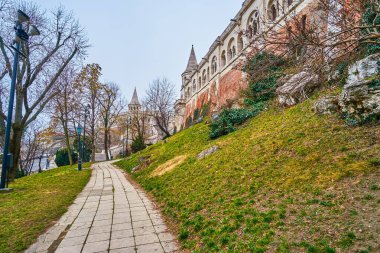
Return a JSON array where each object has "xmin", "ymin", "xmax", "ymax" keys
[
  {"xmin": 314, "ymin": 54, "xmax": 380, "ymax": 120},
  {"xmin": 313, "ymin": 96, "xmax": 339, "ymax": 115},
  {"xmin": 346, "ymin": 53, "xmax": 379, "ymax": 85},
  {"xmin": 197, "ymin": 146, "xmax": 219, "ymax": 160},
  {"xmin": 276, "ymin": 70, "xmax": 319, "ymax": 107}
]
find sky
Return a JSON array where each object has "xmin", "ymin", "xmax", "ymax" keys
[{"xmin": 32, "ymin": 0, "xmax": 243, "ymax": 101}]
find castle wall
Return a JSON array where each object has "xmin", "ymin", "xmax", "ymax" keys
[{"xmin": 178, "ymin": 0, "xmax": 322, "ymax": 128}]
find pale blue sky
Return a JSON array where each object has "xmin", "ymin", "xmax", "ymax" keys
[{"xmin": 32, "ymin": 0, "xmax": 242, "ymax": 101}]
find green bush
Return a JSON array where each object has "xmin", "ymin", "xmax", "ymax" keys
[
  {"xmin": 210, "ymin": 52, "xmax": 286, "ymax": 139},
  {"xmin": 131, "ymin": 135, "xmax": 146, "ymax": 153},
  {"xmin": 210, "ymin": 103, "xmax": 264, "ymax": 139},
  {"xmin": 55, "ymin": 148, "xmax": 78, "ymax": 167},
  {"xmin": 362, "ymin": 2, "xmax": 380, "ymax": 55}
]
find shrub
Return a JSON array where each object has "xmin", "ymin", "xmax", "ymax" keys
[
  {"xmin": 210, "ymin": 103, "xmax": 264, "ymax": 139},
  {"xmin": 210, "ymin": 52, "xmax": 286, "ymax": 139},
  {"xmin": 131, "ymin": 135, "xmax": 146, "ymax": 153},
  {"xmin": 55, "ymin": 148, "xmax": 78, "ymax": 167},
  {"xmin": 361, "ymin": 2, "xmax": 380, "ymax": 55}
]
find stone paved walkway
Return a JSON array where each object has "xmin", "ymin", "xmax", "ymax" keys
[{"xmin": 27, "ymin": 162, "xmax": 179, "ymax": 253}]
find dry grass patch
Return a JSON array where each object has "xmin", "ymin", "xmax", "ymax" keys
[{"xmin": 151, "ymin": 155, "xmax": 188, "ymax": 177}]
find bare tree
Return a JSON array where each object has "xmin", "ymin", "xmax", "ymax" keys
[
  {"xmin": 98, "ymin": 82, "xmax": 126, "ymax": 161},
  {"xmin": 244, "ymin": 0, "xmax": 379, "ymax": 76},
  {"xmin": 49, "ymin": 65, "xmax": 80, "ymax": 165},
  {"xmin": 19, "ymin": 123, "xmax": 43, "ymax": 176},
  {"xmin": 129, "ymin": 104, "xmax": 150, "ymax": 144},
  {"xmin": 145, "ymin": 78, "xmax": 175, "ymax": 138},
  {"xmin": 76, "ymin": 63, "xmax": 102, "ymax": 162},
  {"xmin": 0, "ymin": 2, "xmax": 88, "ymax": 179}
]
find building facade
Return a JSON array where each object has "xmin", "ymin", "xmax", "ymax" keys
[
  {"xmin": 174, "ymin": 0, "xmax": 320, "ymax": 130},
  {"xmin": 120, "ymin": 88, "xmax": 165, "ymax": 150}
]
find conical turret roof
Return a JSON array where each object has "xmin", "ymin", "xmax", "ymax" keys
[
  {"xmin": 129, "ymin": 87, "xmax": 140, "ymax": 105},
  {"xmin": 184, "ymin": 45, "xmax": 198, "ymax": 73}
]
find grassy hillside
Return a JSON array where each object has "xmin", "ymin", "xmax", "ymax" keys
[
  {"xmin": 0, "ymin": 163, "xmax": 92, "ymax": 253},
  {"xmin": 116, "ymin": 97, "xmax": 380, "ymax": 253}
]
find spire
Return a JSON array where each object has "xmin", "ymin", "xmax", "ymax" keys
[
  {"xmin": 184, "ymin": 45, "xmax": 198, "ymax": 73},
  {"xmin": 129, "ymin": 87, "xmax": 140, "ymax": 105}
]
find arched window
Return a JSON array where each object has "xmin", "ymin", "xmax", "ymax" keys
[
  {"xmin": 202, "ymin": 70, "xmax": 207, "ymax": 85},
  {"xmin": 247, "ymin": 11, "xmax": 260, "ymax": 37},
  {"xmin": 187, "ymin": 87, "xmax": 191, "ymax": 99},
  {"xmin": 268, "ymin": 1, "xmax": 278, "ymax": 21},
  {"xmin": 198, "ymin": 77, "xmax": 202, "ymax": 90},
  {"xmin": 192, "ymin": 79, "xmax": 196, "ymax": 92},
  {"xmin": 221, "ymin": 51, "xmax": 226, "ymax": 67},
  {"xmin": 227, "ymin": 38, "xmax": 236, "ymax": 61},
  {"xmin": 207, "ymin": 67, "xmax": 210, "ymax": 81},
  {"xmin": 237, "ymin": 33, "xmax": 243, "ymax": 52},
  {"xmin": 211, "ymin": 56, "xmax": 218, "ymax": 74}
]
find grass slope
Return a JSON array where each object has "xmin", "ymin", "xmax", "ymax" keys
[
  {"xmin": 0, "ymin": 163, "xmax": 91, "ymax": 253},
  {"xmin": 116, "ymin": 98, "xmax": 380, "ymax": 253}
]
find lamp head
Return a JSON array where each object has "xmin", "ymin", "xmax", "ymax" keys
[
  {"xmin": 29, "ymin": 25, "xmax": 40, "ymax": 36},
  {"xmin": 17, "ymin": 10, "xmax": 30, "ymax": 23},
  {"xmin": 77, "ymin": 125, "xmax": 82, "ymax": 135}
]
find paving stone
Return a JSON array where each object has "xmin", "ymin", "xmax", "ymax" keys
[
  {"xmin": 59, "ymin": 235, "xmax": 86, "ymax": 247},
  {"xmin": 111, "ymin": 229, "xmax": 134, "ymax": 239},
  {"xmin": 55, "ymin": 245, "xmax": 82, "ymax": 253},
  {"xmin": 162, "ymin": 241, "xmax": 179, "ymax": 253},
  {"xmin": 65, "ymin": 228, "xmax": 89, "ymax": 238},
  {"xmin": 158, "ymin": 232, "xmax": 176, "ymax": 242},
  {"xmin": 92, "ymin": 219, "xmax": 112, "ymax": 227},
  {"xmin": 136, "ymin": 243, "xmax": 164, "ymax": 253},
  {"xmin": 132, "ymin": 214, "xmax": 150, "ymax": 222},
  {"xmin": 110, "ymin": 237, "xmax": 135, "ymax": 249},
  {"xmin": 89, "ymin": 225, "xmax": 111, "ymax": 234},
  {"xmin": 154, "ymin": 225, "xmax": 168, "ymax": 234},
  {"xmin": 86, "ymin": 232, "xmax": 110, "ymax": 243},
  {"xmin": 112, "ymin": 222, "xmax": 133, "ymax": 231},
  {"xmin": 132, "ymin": 220, "xmax": 152, "ymax": 228},
  {"xmin": 133, "ymin": 226, "xmax": 155, "ymax": 236},
  {"xmin": 135, "ymin": 233, "xmax": 159, "ymax": 246},
  {"xmin": 113, "ymin": 217, "xmax": 132, "ymax": 225},
  {"xmin": 109, "ymin": 247, "xmax": 136, "ymax": 253},
  {"xmin": 82, "ymin": 240, "xmax": 109, "ymax": 253}
]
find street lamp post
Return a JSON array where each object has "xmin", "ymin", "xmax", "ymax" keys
[
  {"xmin": 77, "ymin": 125, "xmax": 82, "ymax": 171},
  {"xmin": 0, "ymin": 10, "xmax": 40, "ymax": 190}
]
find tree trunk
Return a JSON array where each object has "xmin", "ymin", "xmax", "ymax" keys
[
  {"xmin": 104, "ymin": 128, "xmax": 109, "ymax": 161},
  {"xmin": 91, "ymin": 128, "xmax": 96, "ymax": 162},
  {"xmin": 38, "ymin": 156, "xmax": 42, "ymax": 173},
  {"xmin": 9, "ymin": 124, "xmax": 23, "ymax": 180},
  {"xmin": 62, "ymin": 120, "xmax": 73, "ymax": 165}
]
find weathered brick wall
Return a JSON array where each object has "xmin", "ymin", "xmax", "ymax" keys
[
  {"xmin": 196, "ymin": 90, "xmax": 209, "ymax": 110},
  {"xmin": 218, "ymin": 69, "xmax": 247, "ymax": 109}
]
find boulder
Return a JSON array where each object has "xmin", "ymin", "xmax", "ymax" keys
[
  {"xmin": 276, "ymin": 70, "xmax": 319, "ymax": 107},
  {"xmin": 337, "ymin": 53, "xmax": 380, "ymax": 122},
  {"xmin": 346, "ymin": 53, "xmax": 380, "ymax": 85},
  {"xmin": 339, "ymin": 79, "xmax": 380, "ymax": 120},
  {"xmin": 197, "ymin": 145, "xmax": 219, "ymax": 160},
  {"xmin": 314, "ymin": 96, "xmax": 339, "ymax": 114}
]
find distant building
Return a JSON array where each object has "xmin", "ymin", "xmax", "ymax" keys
[{"xmin": 119, "ymin": 88, "xmax": 166, "ymax": 150}]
